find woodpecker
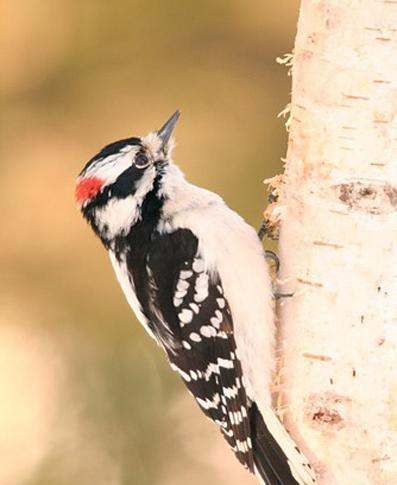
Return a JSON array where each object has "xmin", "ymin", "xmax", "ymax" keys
[{"xmin": 75, "ymin": 112, "xmax": 316, "ymax": 485}]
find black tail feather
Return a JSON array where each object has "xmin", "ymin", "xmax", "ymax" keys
[{"xmin": 250, "ymin": 403, "xmax": 300, "ymax": 485}]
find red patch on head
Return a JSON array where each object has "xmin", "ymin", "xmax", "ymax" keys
[{"xmin": 75, "ymin": 176, "xmax": 104, "ymax": 205}]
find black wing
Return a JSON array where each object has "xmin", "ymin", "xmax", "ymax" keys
[{"xmin": 126, "ymin": 228, "xmax": 255, "ymax": 471}]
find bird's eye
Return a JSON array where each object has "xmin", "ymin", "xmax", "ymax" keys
[{"xmin": 135, "ymin": 152, "xmax": 150, "ymax": 169}]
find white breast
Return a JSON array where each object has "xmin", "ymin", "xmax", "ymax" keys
[{"xmin": 160, "ymin": 179, "xmax": 275, "ymax": 410}]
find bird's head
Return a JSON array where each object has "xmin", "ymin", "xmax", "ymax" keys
[{"xmin": 75, "ymin": 111, "xmax": 181, "ymax": 244}]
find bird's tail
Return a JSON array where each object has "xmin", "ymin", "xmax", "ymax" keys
[{"xmin": 250, "ymin": 403, "xmax": 317, "ymax": 485}]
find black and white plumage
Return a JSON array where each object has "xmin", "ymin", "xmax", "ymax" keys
[{"xmin": 75, "ymin": 112, "xmax": 317, "ymax": 485}]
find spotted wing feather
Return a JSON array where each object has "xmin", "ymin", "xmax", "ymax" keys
[{"xmin": 137, "ymin": 228, "xmax": 255, "ymax": 470}]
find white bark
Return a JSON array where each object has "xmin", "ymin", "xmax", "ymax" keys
[{"xmin": 275, "ymin": 1, "xmax": 397, "ymax": 484}]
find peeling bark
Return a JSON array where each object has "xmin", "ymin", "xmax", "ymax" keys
[{"xmin": 273, "ymin": 1, "xmax": 397, "ymax": 484}]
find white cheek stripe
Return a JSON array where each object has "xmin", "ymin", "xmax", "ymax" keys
[{"xmin": 95, "ymin": 167, "xmax": 156, "ymax": 239}]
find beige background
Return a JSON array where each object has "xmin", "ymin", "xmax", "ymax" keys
[{"xmin": 1, "ymin": 1, "xmax": 299, "ymax": 484}]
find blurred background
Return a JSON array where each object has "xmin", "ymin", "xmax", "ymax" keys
[{"xmin": 1, "ymin": 1, "xmax": 299, "ymax": 484}]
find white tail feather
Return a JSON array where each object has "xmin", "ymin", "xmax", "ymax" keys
[{"xmin": 258, "ymin": 406, "xmax": 317, "ymax": 485}]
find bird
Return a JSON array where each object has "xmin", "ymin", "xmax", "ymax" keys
[{"xmin": 75, "ymin": 111, "xmax": 316, "ymax": 485}]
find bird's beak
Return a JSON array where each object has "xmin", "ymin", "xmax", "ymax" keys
[{"xmin": 157, "ymin": 110, "xmax": 180, "ymax": 150}]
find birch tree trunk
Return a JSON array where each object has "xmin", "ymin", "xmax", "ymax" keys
[{"xmin": 274, "ymin": 1, "xmax": 397, "ymax": 484}]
